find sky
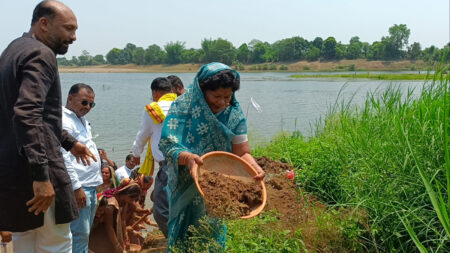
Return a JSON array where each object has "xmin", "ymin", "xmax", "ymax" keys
[{"xmin": 1, "ymin": 0, "xmax": 449, "ymax": 58}]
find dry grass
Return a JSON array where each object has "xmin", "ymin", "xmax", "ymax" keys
[
  {"xmin": 59, "ymin": 60, "xmax": 431, "ymax": 73},
  {"xmin": 286, "ymin": 59, "xmax": 429, "ymax": 71}
]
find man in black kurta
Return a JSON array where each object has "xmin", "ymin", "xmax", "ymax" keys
[{"xmin": 0, "ymin": 1, "xmax": 96, "ymax": 252}]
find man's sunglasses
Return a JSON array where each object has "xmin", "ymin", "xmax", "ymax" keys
[{"xmin": 81, "ymin": 100, "xmax": 96, "ymax": 108}]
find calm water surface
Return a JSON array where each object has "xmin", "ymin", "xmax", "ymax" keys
[{"xmin": 60, "ymin": 72, "xmax": 423, "ymax": 163}]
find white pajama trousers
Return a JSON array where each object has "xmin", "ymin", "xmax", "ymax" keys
[{"xmin": 12, "ymin": 201, "xmax": 72, "ymax": 253}]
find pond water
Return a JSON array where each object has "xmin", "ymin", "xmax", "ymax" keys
[{"xmin": 60, "ymin": 72, "xmax": 423, "ymax": 163}]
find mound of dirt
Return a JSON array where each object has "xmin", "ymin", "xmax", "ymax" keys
[
  {"xmin": 255, "ymin": 157, "xmax": 344, "ymax": 251},
  {"xmin": 142, "ymin": 156, "xmax": 359, "ymax": 252},
  {"xmin": 199, "ymin": 170, "xmax": 263, "ymax": 218}
]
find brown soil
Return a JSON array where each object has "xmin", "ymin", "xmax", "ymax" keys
[
  {"xmin": 256, "ymin": 157, "xmax": 326, "ymax": 233},
  {"xmin": 199, "ymin": 170, "xmax": 263, "ymax": 218},
  {"xmin": 255, "ymin": 156, "xmax": 362, "ymax": 252},
  {"xmin": 141, "ymin": 156, "xmax": 368, "ymax": 252}
]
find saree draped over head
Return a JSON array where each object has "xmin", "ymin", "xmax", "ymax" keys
[{"xmin": 159, "ymin": 62, "xmax": 247, "ymax": 248}]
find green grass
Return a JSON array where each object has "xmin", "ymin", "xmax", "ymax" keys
[
  {"xmin": 289, "ymin": 73, "xmax": 433, "ymax": 80},
  {"xmin": 169, "ymin": 61, "xmax": 450, "ymax": 252},
  {"xmin": 226, "ymin": 211, "xmax": 306, "ymax": 253},
  {"xmin": 254, "ymin": 64, "xmax": 450, "ymax": 251}
]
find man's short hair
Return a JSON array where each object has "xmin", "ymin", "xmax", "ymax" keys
[
  {"xmin": 125, "ymin": 154, "xmax": 133, "ymax": 162},
  {"xmin": 31, "ymin": 1, "xmax": 57, "ymax": 25},
  {"xmin": 68, "ymin": 83, "xmax": 94, "ymax": 95},
  {"xmin": 167, "ymin": 75, "xmax": 184, "ymax": 89},
  {"xmin": 150, "ymin": 77, "xmax": 172, "ymax": 92}
]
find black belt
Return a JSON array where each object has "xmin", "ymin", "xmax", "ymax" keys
[{"xmin": 158, "ymin": 160, "xmax": 167, "ymax": 166}]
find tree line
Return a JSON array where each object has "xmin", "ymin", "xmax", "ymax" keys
[{"xmin": 57, "ymin": 24, "xmax": 449, "ymax": 67}]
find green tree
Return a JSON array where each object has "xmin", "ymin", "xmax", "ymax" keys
[
  {"xmin": 306, "ymin": 46, "xmax": 320, "ymax": 61},
  {"xmin": 249, "ymin": 40, "xmax": 267, "ymax": 63},
  {"xmin": 164, "ymin": 41, "xmax": 185, "ymax": 64},
  {"xmin": 181, "ymin": 48, "xmax": 203, "ymax": 63},
  {"xmin": 201, "ymin": 38, "xmax": 236, "ymax": 65},
  {"xmin": 132, "ymin": 47, "xmax": 145, "ymax": 65},
  {"xmin": 263, "ymin": 42, "xmax": 275, "ymax": 62},
  {"xmin": 335, "ymin": 42, "xmax": 346, "ymax": 60},
  {"xmin": 345, "ymin": 36, "xmax": 363, "ymax": 59},
  {"xmin": 122, "ymin": 43, "xmax": 136, "ymax": 64},
  {"xmin": 361, "ymin": 42, "xmax": 370, "ymax": 58},
  {"xmin": 272, "ymin": 37, "xmax": 309, "ymax": 62},
  {"xmin": 144, "ymin": 44, "xmax": 166, "ymax": 64},
  {"xmin": 312, "ymin": 37, "xmax": 323, "ymax": 51},
  {"xmin": 92, "ymin": 54, "xmax": 106, "ymax": 65},
  {"xmin": 367, "ymin": 41, "xmax": 385, "ymax": 60},
  {"xmin": 70, "ymin": 56, "xmax": 79, "ymax": 65},
  {"xmin": 407, "ymin": 42, "xmax": 422, "ymax": 60},
  {"xmin": 77, "ymin": 50, "xmax": 92, "ymax": 66},
  {"xmin": 106, "ymin": 48, "xmax": 124, "ymax": 65},
  {"xmin": 382, "ymin": 24, "xmax": 410, "ymax": 59},
  {"xmin": 426, "ymin": 46, "xmax": 449, "ymax": 62},
  {"xmin": 236, "ymin": 43, "xmax": 250, "ymax": 63},
  {"xmin": 57, "ymin": 57, "xmax": 70, "ymax": 66},
  {"xmin": 322, "ymin": 37, "xmax": 337, "ymax": 60},
  {"xmin": 388, "ymin": 24, "xmax": 410, "ymax": 50}
]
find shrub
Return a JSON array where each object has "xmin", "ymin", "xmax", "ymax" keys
[
  {"xmin": 279, "ymin": 65, "xmax": 288, "ymax": 71},
  {"xmin": 232, "ymin": 61, "xmax": 245, "ymax": 71}
]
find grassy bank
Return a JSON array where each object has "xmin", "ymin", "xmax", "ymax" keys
[
  {"xmin": 59, "ymin": 59, "xmax": 432, "ymax": 73},
  {"xmin": 252, "ymin": 67, "xmax": 450, "ymax": 251},
  {"xmin": 290, "ymin": 73, "xmax": 431, "ymax": 80}
]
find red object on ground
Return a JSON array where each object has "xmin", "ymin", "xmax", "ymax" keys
[{"xmin": 286, "ymin": 170, "xmax": 295, "ymax": 180}]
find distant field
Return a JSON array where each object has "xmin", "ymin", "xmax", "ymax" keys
[
  {"xmin": 290, "ymin": 73, "xmax": 432, "ymax": 80},
  {"xmin": 59, "ymin": 59, "xmax": 433, "ymax": 73}
]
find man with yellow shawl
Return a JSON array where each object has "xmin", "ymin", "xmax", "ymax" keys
[{"xmin": 131, "ymin": 77, "xmax": 178, "ymax": 237}]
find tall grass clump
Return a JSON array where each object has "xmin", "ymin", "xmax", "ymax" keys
[{"xmin": 254, "ymin": 65, "xmax": 450, "ymax": 251}]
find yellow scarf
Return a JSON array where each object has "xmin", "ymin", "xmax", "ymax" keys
[{"xmin": 139, "ymin": 93, "xmax": 177, "ymax": 176}]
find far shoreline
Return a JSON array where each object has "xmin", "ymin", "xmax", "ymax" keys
[{"xmin": 59, "ymin": 59, "xmax": 433, "ymax": 73}]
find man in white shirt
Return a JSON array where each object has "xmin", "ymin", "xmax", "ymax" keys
[
  {"xmin": 115, "ymin": 154, "xmax": 135, "ymax": 182},
  {"xmin": 131, "ymin": 77, "xmax": 179, "ymax": 237},
  {"xmin": 61, "ymin": 83, "xmax": 102, "ymax": 253}
]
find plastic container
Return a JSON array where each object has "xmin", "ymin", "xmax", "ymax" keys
[{"xmin": 192, "ymin": 151, "xmax": 267, "ymax": 219}]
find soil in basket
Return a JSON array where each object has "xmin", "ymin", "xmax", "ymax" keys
[{"xmin": 198, "ymin": 170, "xmax": 263, "ymax": 218}]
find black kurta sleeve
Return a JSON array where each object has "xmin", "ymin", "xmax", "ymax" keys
[
  {"xmin": 61, "ymin": 129, "xmax": 77, "ymax": 151},
  {"xmin": 12, "ymin": 48, "xmax": 56, "ymax": 182}
]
